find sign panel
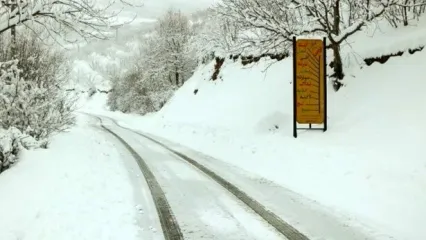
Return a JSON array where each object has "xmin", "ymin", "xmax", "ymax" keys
[{"xmin": 295, "ymin": 39, "xmax": 325, "ymax": 124}]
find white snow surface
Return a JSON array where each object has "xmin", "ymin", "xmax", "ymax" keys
[
  {"xmin": 0, "ymin": 115, "xmax": 162, "ymax": 240},
  {"xmin": 86, "ymin": 20, "xmax": 426, "ymax": 240},
  {"xmin": 100, "ymin": 117, "xmax": 286, "ymax": 240}
]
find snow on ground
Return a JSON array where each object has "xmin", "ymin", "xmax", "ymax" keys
[
  {"xmin": 101, "ymin": 118, "xmax": 285, "ymax": 240},
  {"xmin": 86, "ymin": 20, "xmax": 426, "ymax": 240},
  {"xmin": 347, "ymin": 17, "xmax": 426, "ymax": 59},
  {"xmin": 0, "ymin": 115, "xmax": 163, "ymax": 240},
  {"xmin": 82, "ymin": 93, "xmax": 110, "ymax": 113}
]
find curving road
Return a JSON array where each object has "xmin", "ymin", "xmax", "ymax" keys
[{"xmin": 88, "ymin": 113, "xmax": 377, "ymax": 240}]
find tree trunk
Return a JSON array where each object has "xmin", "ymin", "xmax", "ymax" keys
[
  {"xmin": 330, "ymin": 43, "xmax": 344, "ymax": 91},
  {"xmin": 11, "ymin": 26, "xmax": 17, "ymax": 58},
  {"xmin": 10, "ymin": 2, "xmax": 17, "ymax": 59},
  {"xmin": 330, "ymin": 0, "xmax": 344, "ymax": 91},
  {"xmin": 402, "ymin": 1, "xmax": 409, "ymax": 26},
  {"xmin": 175, "ymin": 71, "xmax": 179, "ymax": 86},
  {"xmin": 332, "ymin": 0, "xmax": 340, "ymax": 35}
]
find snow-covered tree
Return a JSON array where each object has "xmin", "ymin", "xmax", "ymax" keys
[
  {"xmin": 0, "ymin": 32, "xmax": 76, "ymax": 140},
  {"xmin": 0, "ymin": 0, "xmax": 140, "ymax": 173},
  {"xmin": 189, "ymin": 9, "xmax": 241, "ymax": 60},
  {"xmin": 155, "ymin": 9, "xmax": 196, "ymax": 86},
  {"xmin": 216, "ymin": 0, "xmax": 426, "ymax": 90},
  {"xmin": 0, "ymin": 59, "xmax": 57, "ymax": 173},
  {"xmin": 0, "ymin": 0, "xmax": 140, "ymax": 43},
  {"xmin": 383, "ymin": 0, "xmax": 426, "ymax": 27},
  {"xmin": 108, "ymin": 9, "xmax": 197, "ymax": 115}
]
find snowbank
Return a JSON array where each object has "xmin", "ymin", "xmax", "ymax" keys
[
  {"xmin": 0, "ymin": 115, "xmax": 145, "ymax": 240},
  {"xmin": 93, "ymin": 22, "xmax": 426, "ymax": 240}
]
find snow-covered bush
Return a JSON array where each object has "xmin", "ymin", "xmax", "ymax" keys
[
  {"xmin": 108, "ymin": 65, "xmax": 179, "ymax": 115},
  {"xmin": 108, "ymin": 71, "xmax": 150, "ymax": 113},
  {"xmin": 0, "ymin": 127, "xmax": 43, "ymax": 174},
  {"xmin": 0, "ymin": 127, "xmax": 20, "ymax": 173},
  {"xmin": 0, "ymin": 33, "xmax": 76, "ymax": 140}
]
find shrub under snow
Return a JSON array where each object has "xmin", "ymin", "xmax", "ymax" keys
[
  {"xmin": 0, "ymin": 127, "xmax": 43, "ymax": 173},
  {"xmin": 0, "ymin": 33, "xmax": 76, "ymax": 173}
]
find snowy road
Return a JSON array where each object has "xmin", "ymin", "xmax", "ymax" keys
[
  {"xmin": 91, "ymin": 115, "xmax": 302, "ymax": 240},
  {"xmin": 89, "ymin": 113, "xmax": 381, "ymax": 240}
]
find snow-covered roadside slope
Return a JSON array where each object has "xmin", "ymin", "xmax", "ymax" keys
[
  {"xmin": 0, "ymin": 115, "xmax": 161, "ymax": 240},
  {"xmin": 97, "ymin": 21, "xmax": 426, "ymax": 239}
]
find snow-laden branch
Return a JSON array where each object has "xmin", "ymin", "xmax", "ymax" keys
[{"xmin": 0, "ymin": 0, "xmax": 142, "ymax": 42}]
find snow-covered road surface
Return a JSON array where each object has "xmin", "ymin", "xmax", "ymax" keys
[
  {"xmin": 133, "ymin": 134, "xmax": 386, "ymax": 240},
  {"xmin": 94, "ymin": 115, "xmax": 291, "ymax": 240},
  {"xmin": 92, "ymin": 113, "xmax": 385, "ymax": 240}
]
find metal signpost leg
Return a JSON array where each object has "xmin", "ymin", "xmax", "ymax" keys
[
  {"xmin": 323, "ymin": 37, "xmax": 328, "ymax": 132},
  {"xmin": 293, "ymin": 36, "xmax": 297, "ymax": 138}
]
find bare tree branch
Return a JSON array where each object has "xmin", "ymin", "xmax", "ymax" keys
[{"xmin": 0, "ymin": 0, "xmax": 142, "ymax": 43}]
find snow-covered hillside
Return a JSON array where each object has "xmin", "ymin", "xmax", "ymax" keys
[{"xmin": 91, "ymin": 18, "xmax": 426, "ymax": 240}]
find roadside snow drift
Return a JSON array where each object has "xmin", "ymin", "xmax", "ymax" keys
[
  {"xmin": 96, "ymin": 20, "xmax": 426, "ymax": 240},
  {"xmin": 0, "ymin": 115, "xmax": 156, "ymax": 240}
]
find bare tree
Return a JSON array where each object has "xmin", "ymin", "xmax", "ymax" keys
[{"xmin": 0, "ymin": 0, "xmax": 141, "ymax": 43}]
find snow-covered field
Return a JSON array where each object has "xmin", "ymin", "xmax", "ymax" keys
[{"xmin": 86, "ymin": 19, "xmax": 426, "ymax": 240}]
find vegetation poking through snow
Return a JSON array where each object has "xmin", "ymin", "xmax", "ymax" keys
[
  {"xmin": 211, "ymin": 57, "xmax": 225, "ymax": 81},
  {"xmin": 238, "ymin": 53, "xmax": 289, "ymax": 65},
  {"xmin": 363, "ymin": 46, "xmax": 425, "ymax": 66}
]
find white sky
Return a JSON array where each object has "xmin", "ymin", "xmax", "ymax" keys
[{"xmin": 114, "ymin": 0, "xmax": 217, "ymax": 20}]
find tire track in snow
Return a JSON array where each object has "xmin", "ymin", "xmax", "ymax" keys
[
  {"xmin": 94, "ymin": 116, "xmax": 184, "ymax": 240},
  {"xmin": 105, "ymin": 116, "xmax": 310, "ymax": 240}
]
